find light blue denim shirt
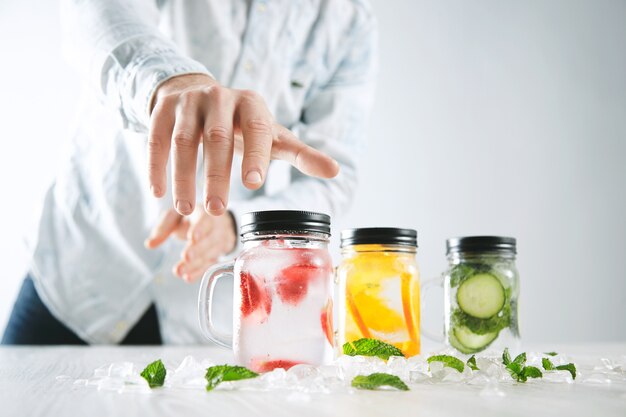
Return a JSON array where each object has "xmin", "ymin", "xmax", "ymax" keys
[{"xmin": 29, "ymin": 0, "xmax": 377, "ymax": 344}]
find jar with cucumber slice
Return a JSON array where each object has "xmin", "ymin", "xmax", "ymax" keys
[{"xmin": 444, "ymin": 236, "xmax": 520, "ymax": 354}]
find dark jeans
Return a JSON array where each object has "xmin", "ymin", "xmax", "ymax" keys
[{"xmin": 1, "ymin": 276, "xmax": 162, "ymax": 345}]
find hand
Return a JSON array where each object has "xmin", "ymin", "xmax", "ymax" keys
[
  {"xmin": 144, "ymin": 207, "xmax": 237, "ymax": 282},
  {"xmin": 148, "ymin": 74, "xmax": 340, "ymax": 216}
]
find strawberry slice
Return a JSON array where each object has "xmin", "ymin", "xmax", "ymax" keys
[
  {"xmin": 251, "ymin": 359, "xmax": 303, "ymax": 373},
  {"xmin": 240, "ymin": 271, "xmax": 271, "ymax": 318},
  {"xmin": 276, "ymin": 264, "xmax": 322, "ymax": 305},
  {"xmin": 320, "ymin": 299, "xmax": 334, "ymax": 346}
]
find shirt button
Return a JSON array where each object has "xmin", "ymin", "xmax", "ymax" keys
[
  {"xmin": 257, "ymin": 3, "xmax": 266, "ymax": 13},
  {"xmin": 244, "ymin": 60, "xmax": 254, "ymax": 74}
]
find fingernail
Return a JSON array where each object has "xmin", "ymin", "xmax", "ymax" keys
[
  {"xmin": 176, "ymin": 200, "xmax": 192, "ymax": 214},
  {"xmin": 207, "ymin": 196, "xmax": 225, "ymax": 213},
  {"xmin": 150, "ymin": 185, "xmax": 161, "ymax": 196},
  {"xmin": 245, "ymin": 170, "xmax": 262, "ymax": 184}
]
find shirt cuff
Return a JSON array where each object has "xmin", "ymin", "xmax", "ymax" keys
[{"xmin": 111, "ymin": 38, "xmax": 213, "ymax": 132}]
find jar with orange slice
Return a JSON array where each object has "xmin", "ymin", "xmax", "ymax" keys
[{"xmin": 337, "ymin": 228, "xmax": 420, "ymax": 356}]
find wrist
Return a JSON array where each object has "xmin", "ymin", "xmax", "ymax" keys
[{"xmin": 150, "ymin": 73, "xmax": 217, "ymax": 112}]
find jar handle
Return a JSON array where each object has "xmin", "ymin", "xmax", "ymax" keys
[
  {"xmin": 198, "ymin": 261, "xmax": 234, "ymax": 348},
  {"xmin": 420, "ymin": 274, "xmax": 445, "ymax": 342}
]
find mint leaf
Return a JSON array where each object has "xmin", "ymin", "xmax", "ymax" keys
[
  {"xmin": 555, "ymin": 363, "xmax": 577, "ymax": 380},
  {"xmin": 449, "ymin": 264, "xmax": 476, "ymax": 287},
  {"xmin": 522, "ymin": 366, "xmax": 543, "ymax": 379},
  {"xmin": 205, "ymin": 365, "xmax": 259, "ymax": 391},
  {"xmin": 140, "ymin": 359, "xmax": 166, "ymax": 388},
  {"xmin": 343, "ymin": 338, "xmax": 404, "ymax": 360},
  {"xmin": 451, "ymin": 304, "xmax": 511, "ymax": 335},
  {"xmin": 427, "ymin": 355, "xmax": 465, "ymax": 373},
  {"xmin": 467, "ymin": 355, "xmax": 479, "ymax": 371},
  {"xmin": 506, "ymin": 362, "xmax": 524, "ymax": 379},
  {"xmin": 351, "ymin": 373, "xmax": 409, "ymax": 391},
  {"xmin": 542, "ymin": 358, "xmax": 555, "ymax": 370},
  {"xmin": 512, "ymin": 352, "xmax": 527, "ymax": 366},
  {"xmin": 502, "ymin": 348, "xmax": 512, "ymax": 366},
  {"xmin": 544, "ymin": 351, "xmax": 558, "ymax": 356}
]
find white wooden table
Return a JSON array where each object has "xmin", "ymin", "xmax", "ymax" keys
[{"xmin": 1, "ymin": 344, "xmax": 625, "ymax": 417}]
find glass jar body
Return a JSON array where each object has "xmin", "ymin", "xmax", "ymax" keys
[
  {"xmin": 337, "ymin": 244, "xmax": 421, "ymax": 356},
  {"xmin": 233, "ymin": 231, "xmax": 334, "ymax": 372},
  {"xmin": 444, "ymin": 252, "xmax": 520, "ymax": 354}
]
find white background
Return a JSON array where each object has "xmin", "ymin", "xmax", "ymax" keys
[{"xmin": 0, "ymin": 0, "xmax": 624, "ymax": 344}]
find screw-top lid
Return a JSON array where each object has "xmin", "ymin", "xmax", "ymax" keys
[
  {"xmin": 240, "ymin": 210, "xmax": 331, "ymax": 235},
  {"xmin": 446, "ymin": 236, "xmax": 516, "ymax": 255},
  {"xmin": 340, "ymin": 228, "xmax": 418, "ymax": 247}
]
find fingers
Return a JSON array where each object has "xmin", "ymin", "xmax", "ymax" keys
[
  {"xmin": 187, "ymin": 209, "xmax": 214, "ymax": 243},
  {"xmin": 237, "ymin": 91, "xmax": 273, "ymax": 190},
  {"xmin": 148, "ymin": 98, "xmax": 176, "ymax": 197},
  {"xmin": 144, "ymin": 209, "xmax": 183, "ymax": 249},
  {"xmin": 171, "ymin": 92, "xmax": 203, "ymax": 215},
  {"xmin": 175, "ymin": 239, "xmax": 222, "ymax": 281},
  {"xmin": 203, "ymin": 91, "xmax": 235, "ymax": 215},
  {"xmin": 271, "ymin": 125, "xmax": 340, "ymax": 178}
]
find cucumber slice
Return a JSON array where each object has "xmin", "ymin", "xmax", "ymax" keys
[
  {"xmin": 448, "ymin": 331, "xmax": 477, "ymax": 354},
  {"xmin": 449, "ymin": 325, "xmax": 498, "ymax": 353},
  {"xmin": 456, "ymin": 273, "xmax": 505, "ymax": 319}
]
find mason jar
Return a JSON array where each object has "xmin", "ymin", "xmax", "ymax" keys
[
  {"xmin": 442, "ymin": 236, "xmax": 520, "ymax": 354},
  {"xmin": 337, "ymin": 228, "xmax": 421, "ymax": 356},
  {"xmin": 198, "ymin": 210, "xmax": 334, "ymax": 373}
]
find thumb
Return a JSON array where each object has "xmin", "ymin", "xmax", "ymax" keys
[{"xmin": 144, "ymin": 209, "xmax": 183, "ymax": 249}]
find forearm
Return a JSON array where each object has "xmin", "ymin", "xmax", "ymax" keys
[{"xmin": 60, "ymin": 0, "xmax": 210, "ymax": 131}]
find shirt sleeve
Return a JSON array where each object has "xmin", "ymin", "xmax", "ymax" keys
[
  {"xmin": 228, "ymin": 11, "xmax": 378, "ymax": 235},
  {"xmin": 60, "ymin": 0, "xmax": 212, "ymax": 132}
]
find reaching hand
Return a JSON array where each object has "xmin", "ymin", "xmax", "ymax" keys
[
  {"xmin": 144, "ymin": 207, "xmax": 237, "ymax": 282},
  {"xmin": 148, "ymin": 74, "xmax": 340, "ymax": 216}
]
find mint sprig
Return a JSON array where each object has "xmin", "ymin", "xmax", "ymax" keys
[
  {"xmin": 205, "ymin": 365, "xmax": 259, "ymax": 391},
  {"xmin": 140, "ymin": 359, "xmax": 166, "ymax": 388},
  {"xmin": 542, "ymin": 357, "xmax": 577, "ymax": 380},
  {"xmin": 467, "ymin": 355, "xmax": 479, "ymax": 371},
  {"xmin": 343, "ymin": 338, "xmax": 404, "ymax": 360},
  {"xmin": 427, "ymin": 355, "xmax": 465, "ymax": 373},
  {"xmin": 351, "ymin": 373, "xmax": 409, "ymax": 391},
  {"xmin": 544, "ymin": 351, "xmax": 558, "ymax": 356},
  {"xmin": 502, "ymin": 349, "xmax": 542, "ymax": 383}
]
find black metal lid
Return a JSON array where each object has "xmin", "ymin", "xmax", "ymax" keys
[
  {"xmin": 240, "ymin": 210, "xmax": 331, "ymax": 235},
  {"xmin": 446, "ymin": 236, "xmax": 516, "ymax": 255},
  {"xmin": 340, "ymin": 228, "xmax": 418, "ymax": 247}
]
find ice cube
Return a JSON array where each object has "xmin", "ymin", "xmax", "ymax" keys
[
  {"xmin": 287, "ymin": 364, "xmax": 321, "ymax": 380},
  {"xmin": 73, "ymin": 379, "xmax": 88, "ymax": 386},
  {"xmin": 580, "ymin": 372, "xmax": 612, "ymax": 385},
  {"xmin": 167, "ymin": 356, "xmax": 209, "ymax": 388},
  {"xmin": 120, "ymin": 375, "xmax": 152, "ymax": 394},
  {"xmin": 479, "ymin": 380, "xmax": 506, "ymax": 398},
  {"xmin": 97, "ymin": 377, "xmax": 124, "ymax": 393},
  {"xmin": 542, "ymin": 370, "xmax": 574, "ymax": 384},
  {"xmin": 109, "ymin": 362, "xmax": 134, "ymax": 378},
  {"xmin": 386, "ymin": 356, "xmax": 409, "ymax": 378},
  {"xmin": 317, "ymin": 365, "xmax": 344, "ymax": 381}
]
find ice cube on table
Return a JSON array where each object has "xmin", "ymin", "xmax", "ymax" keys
[
  {"xmin": 167, "ymin": 356, "xmax": 211, "ymax": 389},
  {"xmin": 93, "ymin": 362, "xmax": 134, "ymax": 378},
  {"xmin": 479, "ymin": 380, "xmax": 506, "ymax": 398}
]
